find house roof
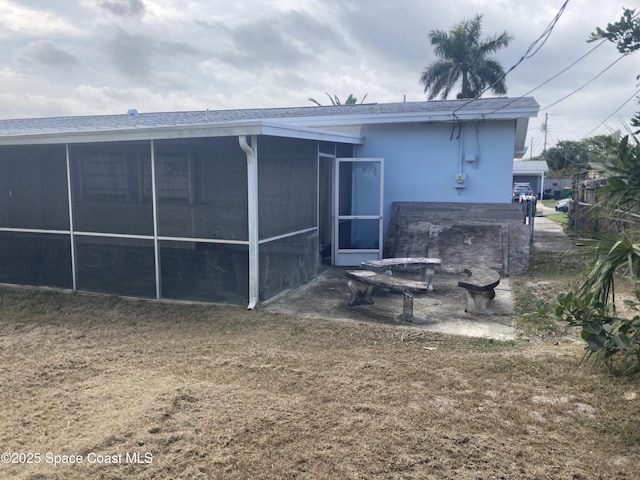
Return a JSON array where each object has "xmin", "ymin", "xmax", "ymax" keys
[
  {"xmin": 513, "ymin": 160, "xmax": 549, "ymax": 174},
  {"xmin": 586, "ymin": 161, "xmax": 606, "ymax": 171},
  {"xmin": 0, "ymin": 97, "xmax": 538, "ymax": 151}
]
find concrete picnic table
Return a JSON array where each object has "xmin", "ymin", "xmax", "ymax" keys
[{"xmin": 360, "ymin": 257, "xmax": 442, "ymax": 292}]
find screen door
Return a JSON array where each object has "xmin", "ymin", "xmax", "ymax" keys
[{"xmin": 333, "ymin": 158, "xmax": 383, "ymax": 266}]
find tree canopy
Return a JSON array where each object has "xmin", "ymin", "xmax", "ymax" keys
[
  {"xmin": 589, "ymin": 8, "xmax": 640, "ymax": 53},
  {"xmin": 598, "ymin": 135, "xmax": 640, "ymax": 214},
  {"xmin": 420, "ymin": 14, "xmax": 512, "ymax": 100},
  {"xmin": 589, "ymin": 8, "xmax": 640, "ymax": 130},
  {"xmin": 542, "ymin": 8, "xmax": 640, "ymax": 381},
  {"xmin": 539, "ymin": 134, "xmax": 618, "ymax": 173}
]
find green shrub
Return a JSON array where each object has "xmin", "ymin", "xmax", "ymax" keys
[{"xmin": 551, "ymin": 289, "xmax": 640, "ymax": 377}]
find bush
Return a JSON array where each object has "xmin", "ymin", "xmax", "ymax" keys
[{"xmin": 549, "ymin": 289, "xmax": 640, "ymax": 377}]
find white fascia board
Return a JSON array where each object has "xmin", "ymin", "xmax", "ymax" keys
[
  {"xmin": 514, "ymin": 118, "xmax": 530, "ymax": 159},
  {"xmin": 259, "ymin": 121, "xmax": 363, "ymax": 143},
  {"xmin": 0, "ymin": 123, "xmax": 262, "ymax": 145},
  {"xmin": 276, "ymin": 107, "xmax": 539, "ymax": 128},
  {"xmin": 513, "ymin": 160, "xmax": 549, "ymax": 175},
  {"xmin": 0, "ymin": 120, "xmax": 363, "ymax": 146}
]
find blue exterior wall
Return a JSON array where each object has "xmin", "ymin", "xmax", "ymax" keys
[{"xmin": 354, "ymin": 120, "xmax": 517, "ymax": 236}]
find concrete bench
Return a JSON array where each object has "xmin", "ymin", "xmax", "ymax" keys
[
  {"xmin": 345, "ymin": 270, "xmax": 429, "ymax": 321},
  {"xmin": 457, "ymin": 268, "xmax": 501, "ymax": 315},
  {"xmin": 360, "ymin": 257, "xmax": 441, "ymax": 292}
]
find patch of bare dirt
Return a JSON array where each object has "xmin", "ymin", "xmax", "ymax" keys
[{"xmin": 0, "ymin": 286, "xmax": 639, "ymax": 479}]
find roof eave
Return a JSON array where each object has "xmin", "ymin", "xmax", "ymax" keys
[
  {"xmin": 0, "ymin": 120, "xmax": 364, "ymax": 146},
  {"xmin": 276, "ymin": 106, "xmax": 540, "ymax": 128}
]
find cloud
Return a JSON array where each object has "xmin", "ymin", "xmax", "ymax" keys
[
  {"xmin": 0, "ymin": 0, "xmax": 635, "ymax": 153},
  {"xmin": 98, "ymin": 0, "xmax": 146, "ymax": 18},
  {"xmin": 18, "ymin": 40, "xmax": 81, "ymax": 70},
  {"xmin": 198, "ymin": 10, "xmax": 348, "ymax": 70},
  {"xmin": 104, "ymin": 27, "xmax": 198, "ymax": 81}
]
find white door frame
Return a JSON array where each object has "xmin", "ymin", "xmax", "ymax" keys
[{"xmin": 333, "ymin": 158, "xmax": 384, "ymax": 266}]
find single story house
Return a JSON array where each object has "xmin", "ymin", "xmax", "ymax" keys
[
  {"xmin": 578, "ymin": 162, "xmax": 608, "ymax": 204},
  {"xmin": 0, "ymin": 97, "xmax": 538, "ymax": 308},
  {"xmin": 513, "ymin": 159, "xmax": 549, "ymax": 199}
]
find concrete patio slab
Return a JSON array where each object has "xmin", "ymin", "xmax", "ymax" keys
[
  {"xmin": 263, "ymin": 267, "xmax": 516, "ymax": 341},
  {"xmin": 262, "ymin": 212, "xmax": 574, "ymax": 341}
]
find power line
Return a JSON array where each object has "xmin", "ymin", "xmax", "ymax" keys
[
  {"xmin": 517, "ymin": 39, "xmax": 607, "ymax": 98},
  {"xmin": 519, "ymin": 0, "xmax": 570, "ymax": 59},
  {"xmin": 453, "ymin": 39, "xmax": 609, "ymax": 128},
  {"xmin": 540, "ymin": 53, "xmax": 631, "ymax": 111},
  {"xmin": 584, "ymin": 86, "xmax": 640, "ymax": 137},
  {"xmin": 466, "ymin": 39, "xmax": 608, "ymax": 122},
  {"xmin": 452, "ymin": 0, "xmax": 570, "ymax": 117},
  {"xmin": 450, "ymin": 4, "xmax": 640, "ymax": 126}
]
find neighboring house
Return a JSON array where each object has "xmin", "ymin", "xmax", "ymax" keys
[
  {"xmin": 0, "ymin": 97, "xmax": 538, "ymax": 307},
  {"xmin": 513, "ymin": 159, "xmax": 548, "ymax": 199},
  {"xmin": 578, "ymin": 162, "xmax": 608, "ymax": 204},
  {"xmin": 544, "ymin": 178, "xmax": 573, "ymax": 200}
]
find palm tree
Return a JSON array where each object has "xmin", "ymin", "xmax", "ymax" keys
[
  {"xmin": 308, "ymin": 93, "xmax": 368, "ymax": 106},
  {"xmin": 420, "ymin": 15, "xmax": 512, "ymax": 100},
  {"xmin": 598, "ymin": 134, "xmax": 640, "ymax": 214}
]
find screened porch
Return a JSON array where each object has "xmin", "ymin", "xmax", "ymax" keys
[{"xmin": 0, "ymin": 128, "xmax": 359, "ymax": 307}]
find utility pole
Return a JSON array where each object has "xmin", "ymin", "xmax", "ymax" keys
[
  {"xmin": 542, "ymin": 113, "xmax": 548, "ymax": 153},
  {"xmin": 530, "ymin": 137, "xmax": 534, "ymax": 159}
]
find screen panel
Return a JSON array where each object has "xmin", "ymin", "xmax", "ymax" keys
[
  {"xmin": 259, "ymin": 230, "xmax": 317, "ymax": 301},
  {"xmin": 69, "ymin": 142, "xmax": 153, "ymax": 236},
  {"xmin": 155, "ymin": 137, "xmax": 248, "ymax": 240},
  {"xmin": 258, "ymin": 137, "xmax": 317, "ymax": 240},
  {"xmin": 75, "ymin": 236, "xmax": 156, "ymax": 298},
  {"xmin": 160, "ymin": 240, "xmax": 249, "ymax": 303},
  {"xmin": 0, "ymin": 232, "xmax": 72, "ymax": 288},
  {"xmin": 0, "ymin": 145, "xmax": 69, "ymax": 230}
]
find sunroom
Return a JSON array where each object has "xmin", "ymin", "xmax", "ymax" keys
[{"xmin": 0, "ymin": 120, "xmax": 362, "ymax": 307}]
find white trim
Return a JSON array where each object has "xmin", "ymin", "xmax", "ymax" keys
[
  {"xmin": 73, "ymin": 231, "xmax": 154, "ymax": 240},
  {"xmin": 258, "ymin": 227, "xmax": 317, "ymax": 245},
  {"xmin": 336, "ymin": 248, "xmax": 380, "ymax": 253},
  {"xmin": 240, "ymin": 134, "xmax": 259, "ymax": 310},
  {"xmin": 65, "ymin": 143, "xmax": 77, "ymax": 291},
  {"xmin": 333, "ymin": 158, "xmax": 384, "ymax": 266},
  {"xmin": 283, "ymin": 110, "xmax": 538, "ymax": 128},
  {"xmin": 0, "ymin": 120, "xmax": 364, "ymax": 146},
  {"xmin": 0, "ymin": 227, "xmax": 71, "ymax": 234},
  {"xmin": 158, "ymin": 236, "xmax": 249, "ymax": 245},
  {"xmin": 150, "ymin": 140, "xmax": 161, "ymax": 300},
  {"xmin": 0, "ymin": 227, "xmax": 249, "ymax": 245},
  {"xmin": 336, "ymin": 215, "xmax": 383, "ymax": 220}
]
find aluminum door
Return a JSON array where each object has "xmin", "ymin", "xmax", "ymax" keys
[{"xmin": 333, "ymin": 158, "xmax": 383, "ymax": 266}]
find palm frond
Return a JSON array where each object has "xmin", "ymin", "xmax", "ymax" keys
[
  {"xmin": 598, "ymin": 135, "xmax": 640, "ymax": 213},
  {"xmin": 576, "ymin": 234, "xmax": 640, "ymax": 307},
  {"xmin": 420, "ymin": 14, "xmax": 511, "ymax": 99},
  {"xmin": 421, "ymin": 61, "xmax": 460, "ymax": 99}
]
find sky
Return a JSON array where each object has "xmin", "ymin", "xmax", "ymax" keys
[{"xmin": 0, "ymin": 0, "xmax": 636, "ymax": 157}]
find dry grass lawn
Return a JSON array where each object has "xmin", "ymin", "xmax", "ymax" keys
[{"xmin": 0, "ymin": 268, "xmax": 639, "ymax": 479}]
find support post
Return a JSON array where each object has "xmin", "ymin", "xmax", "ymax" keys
[
  {"xmin": 65, "ymin": 144, "xmax": 77, "ymax": 291},
  {"xmin": 150, "ymin": 140, "xmax": 161, "ymax": 300},
  {"xmin": 402, "ymin": 292, "xmax": 414, "ymax": 322}
]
